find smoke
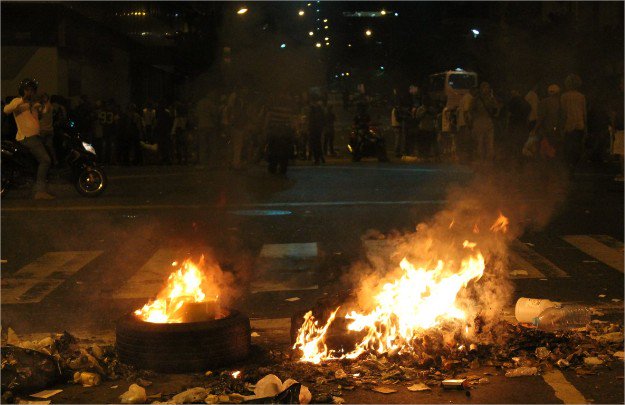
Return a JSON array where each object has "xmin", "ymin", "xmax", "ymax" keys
[{"xmin": 339, "ymin": 161, "xmax": 570, "ymax": 331}]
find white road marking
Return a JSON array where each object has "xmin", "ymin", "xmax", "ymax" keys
[
  {"xmin": 542, "ymin": 370, "xmax": 587, "ymax": 404},
  {"xmin": 252, "ymin": 243, "xmax": 319, "ymax": 293},
  {"xmin": 509, "ymin": 240, "xmax": 568, "ymax": 278},
  {"xmin": 563, "ymin": 235, "xmax": 624, "ymax": 273},
  {"xmin": 113, "ymin": 248, "xmax": 187, "ymax": 299},
  {"xmin": 1, "ymin": 251, "xmax": 102, "ymax": 304}
]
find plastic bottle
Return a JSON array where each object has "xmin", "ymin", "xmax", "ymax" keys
[
  {"xmin": 515, "ymin": 297, "xmax": 562, "ymax": 323},
  {"xmin": 533, "ymin": 305, "xmax": 591, "ymax": 332}
]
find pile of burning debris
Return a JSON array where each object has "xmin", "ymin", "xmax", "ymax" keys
[{"xmin": 1, "ymin": 312, "xmax": 622, "ymax": 404}]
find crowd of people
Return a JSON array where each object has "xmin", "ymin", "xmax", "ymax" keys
[
  {"xmin": 390, "ymin": 74, "xmax": 624, "ymax": 179},
  {"xmin": 2, "ymin": 72, "xmax": 623, "ymax": 200}
]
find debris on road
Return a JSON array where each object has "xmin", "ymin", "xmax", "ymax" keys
[
  {"xmin": 285, "ymin": 297, "xmax": 301, "ymax": 302},
  {"xmin": 119, "ymin": 383, "xmax": 147, "ymax": 404},
  {"xmin": 73, "ymin": 371, "xmax": 101, "ymax": 387},
  {"xmin": 29, "ymin": 389, "xmax": 62, "ymax": 399},
  {"xmin": 407, "ymin": 383, "xmax": 431, "ymax": 392},
  {"xmin": 505, "ymin": 367, "xmax": 538, "ymax": 377},
  {"xmin": 371, "ymin": 386, "xmax": 397, "ymax": 394},
  {"xmin": 441, "ymin": 379, "xmax": 466, "ymax": 389}
]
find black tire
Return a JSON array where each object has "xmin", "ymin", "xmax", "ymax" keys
[
  {"xmin": 116, "ymin": 310, "xmax": 251, "ymax": 373},
  {"xmin": 75, "ymin": 166, "xmax": 107, "ymax": 197}
]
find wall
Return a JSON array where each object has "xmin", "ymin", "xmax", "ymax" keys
[{"xmin": 1, "ymin": 47, "xmax": 59, "ymax": 99}]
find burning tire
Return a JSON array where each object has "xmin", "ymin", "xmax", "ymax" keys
[{"xmin": 116, "ymin": 310, "xmax": 251, "ymax": 373}]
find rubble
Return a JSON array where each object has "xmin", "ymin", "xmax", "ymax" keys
[
  {"xmin": 505, "ymin": 367, "xmax": 538, "ymax": 377},
  {"xmin": 407, "ymin": 383, "xmax": 430, "ymax": 392}
]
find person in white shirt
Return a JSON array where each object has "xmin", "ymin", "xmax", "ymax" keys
[
  {"xmin": 525, "ymin": 84, "xmax": 539, "ymax": 132},
  {"xmin": 2, "ymin": 78, "xmax": 54, "ymax": 199}
]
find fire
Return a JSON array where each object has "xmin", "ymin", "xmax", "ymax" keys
[
  {"xmin": 294, "ymin": 213, "xmax": 509, "ymax": 363},
  {"xmin": 134, "ymin": 257, "xmax": 221, "ymax": 323}
]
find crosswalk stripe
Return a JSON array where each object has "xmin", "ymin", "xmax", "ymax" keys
[
  {"xmin": 542, "ymin": 370, "xmax": 587, "ymax": 404},
  {"xmin": 1, "ymin": 251, "xmax": 102, "ymax": 304},
  {"xmin": 113, "ymin": 248, "xmax": 186, "ymax": 299},
  {"xmin": 509, "ymin": 240, "xmax": 568, "ymax": 279},
  {"xmin": 252, "ymin": 243, "xmax": 319, "ymax": 293},
  {"xmin": 563, "ymin": 235, "xmax": 624, "ymax": 273}
]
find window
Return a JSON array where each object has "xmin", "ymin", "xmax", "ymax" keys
[
  {"xmin": 429, "ymin": 75, "xmax": 446, "ymax": 92},
  {"xmin": 448, "ymin": 74, "xmax": 476, "ymax": 90}
]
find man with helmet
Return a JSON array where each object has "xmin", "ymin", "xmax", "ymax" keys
[{"xmin": 2, "ymin": 78, "xmax": 54, "ymax": 199}]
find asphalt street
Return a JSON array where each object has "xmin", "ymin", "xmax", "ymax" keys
[{"xmin": 1, "ymin": 159, "xmax": 623, "ymax": 403}]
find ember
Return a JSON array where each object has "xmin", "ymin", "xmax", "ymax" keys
[{"xmin": 134, "ymin": 257, "xmax": 226, "ymax": 323}]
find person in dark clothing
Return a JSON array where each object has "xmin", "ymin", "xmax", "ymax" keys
[
  {"xmin": 118, "ymin": 104, "xmax": 143, "ymax": 165},
  {"xmin": 155, "ymin": 103, "xmax": 173, "ymax": 164},
  {"xmin": 264, "ymin": 95, "xmax": 295, "ymax": 174},
  {"xmin": 308, "ymin": 99, "xmax": 325, "ymax": 164},
  {"xmin": 73, "ymin": 95, "xmax": 95, "ymax": 143},
  {"xmin": 100, "ymin": 100, "xmax": 118, "ymax": 164},
  {"xmin": 415, "ymin": 96, "xmax": 437, "ymax": 159},
  {"xmin": 505, "ymin": 89, "xmax": 531, "ymax": 163},
  {"xmin": 323, "ymin": 104, "xmax": 336, "ymax": 156}
]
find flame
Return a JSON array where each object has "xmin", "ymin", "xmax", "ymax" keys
[
  {"xmin": 490, "ymin": 212, "xmax": 509, "ymax": 233},
  {"xmin": 232, "ymin": 371, "xmax": 241, "ymax": 379},
  {"xmin": 134, "ymin": 257, "xmax": 220, "ymax": 323},
  {"xmin": 294, "ymin": 240, "xmax": 485, "ymax": 363}
]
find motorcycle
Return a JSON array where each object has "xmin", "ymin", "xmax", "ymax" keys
[
  {"xmin": 347, "ymin": 123, "xmax": 389, "ymax": 162},
  {"xmin": 1, "ymin": 121, "xmax": 107, "ymax": 197}
]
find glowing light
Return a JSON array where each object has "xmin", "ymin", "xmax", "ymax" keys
[
  {"xmin": 348, "ymin": 43, "xmax": 352, "ymax": 47},
  {"xmin": 471, "ymin": 28, "xmax": 480, "ymax": 38},
  {"xmin": 298, "ymin": 10, "xmax": 305, "ymax": 16},
  {"xmin": 365, "ymin": 29, "xmax": 372, "ymax": 36},
  {"xmin": 380, "ymin": 10, "xmax": 386, "ymax": 15},
  {"xmin": 394, "ymin": 12, "xmax": 399, "ymax": 16},
  {"xmin": 380, "ymin": 66, "xmax": 385, "ymax": 70},
  {"xmin": 237, "ymin": 7, "xmax": 248, "ymax": 14},
  {"xmin": 325, "ymin": 42, "xmax": 330, "ymax": 46},
  {"xmin": 323, "ymin": 18, "xmax": 328, "ymax": 23},
  {"xmin": 324, "ymin": 25, "xmax": 329, "ymax": 29},
  {"xmin": 324, "ymin": 36, "xmax": 329, "ymax": 41},
  {"xmin": 232, "ymin": 371, "xmax": 241, "ymax": 379},
  {"xmin": 346, "ymin": 72, "xmax": 350, "ymax": 76},
  {"xmin": 315, "ymin": 42, "xmax": 322, "ymax": 48},
  {"xmin": 308, "ymin": 31, "xmax": 314, "ymax": 36},
  {"xmin": 280, "ymin": 43, "xmax": 286, "ymax": 48}
]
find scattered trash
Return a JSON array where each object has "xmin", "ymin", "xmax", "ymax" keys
[
  {"xmin": 252, "ymin": 374, "xmax": 310, "ymax": 404},
  {"xmin": 515, "ymin": 297, "xmax": 561, "ymax": 323},
  {"xmin": 29, "ymin": 389, "xmax": 62, "ymax": 399},
  {"xmin": 613, "ymin": 351, "xmax": 624, "ymax": 360},
  {"xmin": 407, "ymin": 383, "xmax": 431, "ymax": 392},
  {"xmin": 285, "ymin": 297, "xmax": 301, "ymax": 302},
  {"xmin": 442, "ymin": 379, "xmax": 466, "ymax": 390},
  {"xmin": 598, "ymin": 294, "xmax": 607, "ymax": 298},
  {"xmin": 331, "ymin": 396, "xmax": 345, "ymax": 404},
  {"xmin": 509, "ymin": 270, "xmax": 529, "ymax": 276},
  {"xmin": 535, "ymin": 347, "xmax": 551, "ymax": 360},
  {"xmin": 119, "ymin": 384, "xmax": 147, "ymax": 404},
  {"xmin": 478, "ymin": 378, "xmax": 490, "ymax": 384},
  {"xmin": 612, "ymin": 299, "xmax": 621, "ymax": 302},
  {"xmin": 169, "ymin": 387, "xmax": 208, "ymax": 404},
  {"xmin": 371, "ymin": 386, "xmax": 397, "ymax": 394},
  {"xmin": 205, "ymin": 371, "xmax": 213, "ymax": 377},
  {"xmin": 334, "ymin": 369, "xmax": 347, "ymax": 379},
  {"xmin": 505, "ymin": 367, "xmax": 538, "ymax": 377},
  {"xmin": 583, "ymin": 357, "xmax": 604, "ymax": 366},
  {"xmin": 592, "ymin": 332, "xmax": 624, "ymax": 343},
  {"xmin": 556, "ymin": 359, "xmax": 570, "ymax": 368},
  {"xmin": 251, "ymin": 332, "xmax": 261, "ymax": 337},
  {"xmin": 74, "ymin": 371, "xmax": 101, "ymax": 387},
  {"xmin": 254, "ymin": 374, "xmax": 283, "ymax": 398},
  {"xmin": 111, "ymin": 385, "xmax": 119, "ymax": 389}
]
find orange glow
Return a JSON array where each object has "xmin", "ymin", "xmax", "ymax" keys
[
  {"xmin": 490, "ymin": 212, "xmax": 509, "ymax": 233},
  {"xmin": 134, "ymin": 257, "xmax": 221, "ymax": 323}
]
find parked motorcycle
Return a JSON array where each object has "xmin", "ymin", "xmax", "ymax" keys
[
  {"xmin": 347, "ymin": 123, "xmax": 389, "ymax": 162},
  {"xmin": 1, "ymin": 122, "xmax": 107, "ymax": 197}
]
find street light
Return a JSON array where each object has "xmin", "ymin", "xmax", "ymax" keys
[
  {"xmin": 237, "ymin": 7, "xmax": 248, "ymax": 14},
  {"xmin": 365, "ymin": 29, "xmax": 372, "ymax": 37},
  {"xmin": 380, "ymin": 10, "xmax": 386, "ymax": 16},
  {"xmin": 315, "ymin": 42, "xmax": 322, "ymax": 48},
  {"xmin": 298, "ymin": 10, "xmax": 305, "ymax": 16},
  {"xmin": 323, "ymin": 18, "xmax": 328, "ymax": 23},
  {"xmin": 324, "ymin": 25, "xmax": 329, "ymax": 29},
  {"xmin": 324, "ymin": 37, "xmax": 329, "ymax": 41},
  {"xmin": 471, "ymin": 28, "xmax": 480, "ymax": 38},
  {"xmin": 308, "ymin": 31, "xmax": 314, "ymax": 36},
  {"xmin": 280, "ymin": 43, "xmax": 286, "ymax": 48}
]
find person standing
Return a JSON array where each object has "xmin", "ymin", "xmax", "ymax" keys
[
  {"xmin": 37, "ymin": 93, "xmax": 58, "ymax": 167},
  {"xmin": 415, "ymin": 96, "xmax": 437, "ymax": 159},
  {"xmin": 560, "ymin": 74, "xmax": 587, "ymax": 173},
  {"xmin": 155, "ymin": 102, "xmax": 173, "ymax": 164},
  {"xmin": 391, "ymin": 104, "xmax": 403, "ymax": 158},
  {"xmin": 610, "ymin": 77, "xmax": 624, "ymax": 181},
  {"xmin": 471, "ymin": 82, "xmax": 498, "ymax": 162},
  {"xmin": 323, "ymin": 104, "xmax": 336, "ymax": 157},
  {"xmin": 101, "ymin": 99, "xmax": 118, "ymax": 164},
  {"xmin": 264, "ymin": 94, "xmax": 295, "ymax": 175},
  {"xmin": 525, "ymin": 84, "xmax": 539, "ymax": 133},
  {"xmin": 457, "ymin": 87, "xmax": 476, "ymax": 162},
  {"xmin": 142, "ymin": 101, "xmax": 156, "ymax": 143},
  {"xmin": 3, "ymin": 78, "xmax": 54, "ymax": 199},
  {"xmin": 533, "ymin": 84, "xmax": 563, "ymax": 161},
  {"xmin": 308, "ymin": 97, "xmax": 325, "ymax": 165},
  {"xmin": 74, "ymin": 95, "xmax": 95, "ymax": 143},
  {"xmin": 172, "ymin": 101, "xmax": 189, "ymax": 165},
  {"xmin": 505, "ymin": 89, "xmax": 531, "ymax": 164}
]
